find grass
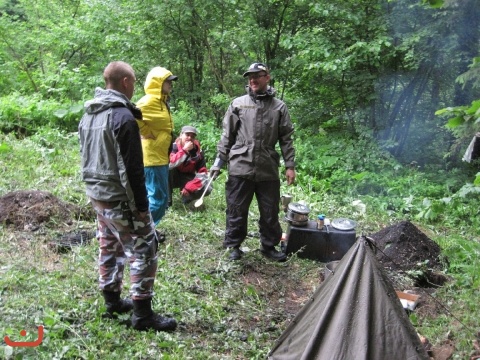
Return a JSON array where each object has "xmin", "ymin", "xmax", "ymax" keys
[
  {"xmin": 1, "ymin": 128, "xmax": 479, "ymax": 359},
  {"xmin": 0, "ymin": 212, "xmax": 320, "ymax": 359}
]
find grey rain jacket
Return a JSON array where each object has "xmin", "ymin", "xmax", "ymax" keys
[
  {"xmin": 79, "ymin": 88, "xmax": 149, "ymax": 212},
  {"xmin": 216, "ymin": 85, "xmax": 295, "ymax": 181}
]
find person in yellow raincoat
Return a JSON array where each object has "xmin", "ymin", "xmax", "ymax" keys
[{"xmin": 136, "ymin": 67, "xmax": 178, "ymax": 225}]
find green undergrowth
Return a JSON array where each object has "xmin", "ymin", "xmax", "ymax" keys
[{"xmin": 1, "ymin": 128, "xmax": 479, "ymax": 359}]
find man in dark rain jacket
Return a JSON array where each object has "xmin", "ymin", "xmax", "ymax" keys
[
  {"xmin": 210, "ymin": 63, "xmax": 296, "ymax": 261},
  {"xmin": 78, "ymin": 61, "xmax": 177, "ymax": 332}
]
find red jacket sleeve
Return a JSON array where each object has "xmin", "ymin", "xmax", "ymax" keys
[{"xmin": 169, "ymin": 140, "xmax": 188, "ymax": 169}]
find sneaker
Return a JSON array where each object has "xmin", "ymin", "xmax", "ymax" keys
[
  {"xmin": 260, "ymin": 245, "xmax": 287, "ymax": 262},
  {"xmin": 228, "ymin": 247, "xmax": 244, "ymax": 261},
  {"xmin": 131, "ymin": 313, "xmax": 177, "ymax": 332}
]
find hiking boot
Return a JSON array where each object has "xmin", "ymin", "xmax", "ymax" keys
[
  {"xmin": 228, "ymin": 247, "xmax": 244, "ymax": 261},
  {"xmin": 131, "ymin": 298, "xmax": 177, "ymax": 332},
  {"xmin": 102, "ymin": 290, "xmax": 133, "ymax": 319},
  {"xmin": 132, "ymin": 313, "xmax": 178, "ymax": 332},
  {"xmin": 260, "ymin": 245, "xmax": 287, "ymax": 262}
]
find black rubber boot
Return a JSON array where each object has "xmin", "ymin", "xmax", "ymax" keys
[
  {"xmin": 102, "ymin": 290, "xmax": 133, "ymax": 319},
  {"xmin": 131, "ymin": 298, "xmax": 177, "ymax": 332}
]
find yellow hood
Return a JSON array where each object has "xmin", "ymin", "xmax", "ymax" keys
[{"xmin": 143, "ymin": 66, "xmax": 173, "ymax": 96}]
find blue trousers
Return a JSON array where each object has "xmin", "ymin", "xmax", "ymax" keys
[{"xmin": 144, "ymin": 165, "xmax": 169, "ymax": 226}]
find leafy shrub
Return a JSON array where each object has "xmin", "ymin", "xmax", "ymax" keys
[
  {"xmin": 0, "ymin": 128, "xmax": 84, "ymax": 203},
  {"xmin": 0, "ymin": 93, "xmax": 83, "ymax": 135}
]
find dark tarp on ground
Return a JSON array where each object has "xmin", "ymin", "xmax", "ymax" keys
[{"xmin": 268, "ymin": 237, "xmax": 429, "ymax": 360}]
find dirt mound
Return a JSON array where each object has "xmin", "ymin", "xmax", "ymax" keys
[
  {"xmin": 0, "ymin": 190, "xmax": 94, "ymax": 230},
  {"xmin": 369, "ymin": 220, "xmax": 448, "ymax": 287}
]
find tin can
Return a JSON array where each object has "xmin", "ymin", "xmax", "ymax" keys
[{"xmin": 317, "ymin": 214, "xmax": 325, "ymax": 230}]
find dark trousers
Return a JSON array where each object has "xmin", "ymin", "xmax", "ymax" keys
[
  {"xmin": 170, "ymin": 168, "xmax": 195, "ymax": 191},
  {"xmin": 168, "ymin": 169, "xmax": 195, "ymax": 205},
  {"xmin": 223, "ymin": 176, "xmax": 282, "ymax": 249}
]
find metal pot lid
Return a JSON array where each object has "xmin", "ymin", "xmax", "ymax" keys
[
  {"xmin": 287, "ymin": 202, "xmax": 310, "ymax": 214},
  {"xmin": 331, "ymin": 218, "xmax": 357, "ymax": 231}
]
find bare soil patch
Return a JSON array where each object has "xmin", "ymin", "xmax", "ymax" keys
[
  {"xmin": 0, "ymin": 190, "xmax": 96, "ymax": 271},
  {"xmin": 0, "ymin": 190, "xmax": 94, "ymax": 230}
]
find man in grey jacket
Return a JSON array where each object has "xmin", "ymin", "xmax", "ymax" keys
[
  {"xmin": 210, "ymin": 62, "xmax": 296, "ymax": 261},
  {"xmin": 79, "ymin": 61, "xmax": 176, "ymax": 331}
]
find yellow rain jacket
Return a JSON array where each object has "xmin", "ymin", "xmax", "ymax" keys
[{"xmin": 136, "ymin": 67, "xmax": 175, "ymax": 166}]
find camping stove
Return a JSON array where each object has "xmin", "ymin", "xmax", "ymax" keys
[{"xmin": 284, "ymin": 220, "xmax": 356, "ymax": 262}]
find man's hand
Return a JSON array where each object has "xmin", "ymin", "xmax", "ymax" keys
[
  {"xmin": 286, "ymin": 168, "xmax": 296, "ymax": 185},
  {"xmin": 141, "ymin": 133, "xmax": 155, "ymax": 140},
  {"xmin": 209, "ymin": 167, "xmax": 220, "ymax": 180},
  {"xmin": 209, "ymin": 157, "xmax": 225, "ymax": 180},
  {"xmin": 136, "ymin": 210, "xmax": 150, "ymax": 221}
]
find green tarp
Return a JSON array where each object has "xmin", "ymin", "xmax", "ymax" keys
[{"xmin": 268, "ymin": 237, "xmax": 429, "ymax": 360}]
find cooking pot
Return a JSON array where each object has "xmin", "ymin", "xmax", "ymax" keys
[
  {"xmin": 285, "ymin": 202, "xmax": 310, "ymax": 226},
  {"xmin": 284, "ymin": 217, "xmax": 309, "ymax": 227}
]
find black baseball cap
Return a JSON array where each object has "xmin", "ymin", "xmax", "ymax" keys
[{"xmin": 243, "ymin": 63, "xmax": 269, "ymax": 77}]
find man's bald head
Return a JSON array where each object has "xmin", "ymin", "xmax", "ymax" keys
[{"xmin": 103, "ymin": 61, "xmax": 136, "ymax": 99}]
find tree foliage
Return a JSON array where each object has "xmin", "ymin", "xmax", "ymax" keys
[{"xmin": 0, "ymin": 0, "xmax": 479, "ymax": 168}]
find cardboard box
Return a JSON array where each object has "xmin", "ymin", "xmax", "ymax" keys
[{"xmin": 396, "ymin": 291, "xmax": 420, "ymax": 311}]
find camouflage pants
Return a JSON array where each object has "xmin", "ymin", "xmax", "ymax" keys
[{"xmin": 90, "ymin": 198, "xmax": 158, "ymax": 300}]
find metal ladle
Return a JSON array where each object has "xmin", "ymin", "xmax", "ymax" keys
[{"xmin": 194, "ymin": 176, "xmax": 215, "ymax": 208}]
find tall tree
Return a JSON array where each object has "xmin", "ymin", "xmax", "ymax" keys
[{"xmin": 0, "ymin": 0, "xmax": 117, "ymax": 100}]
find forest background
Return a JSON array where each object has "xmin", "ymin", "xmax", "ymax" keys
[
  {"xmin": 1, "ymin": 0, "xmax": 480, "ymax": 184},
  {"xmin": 1, "ymin": 0, "xmax": 480, "ymax": 359}
]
